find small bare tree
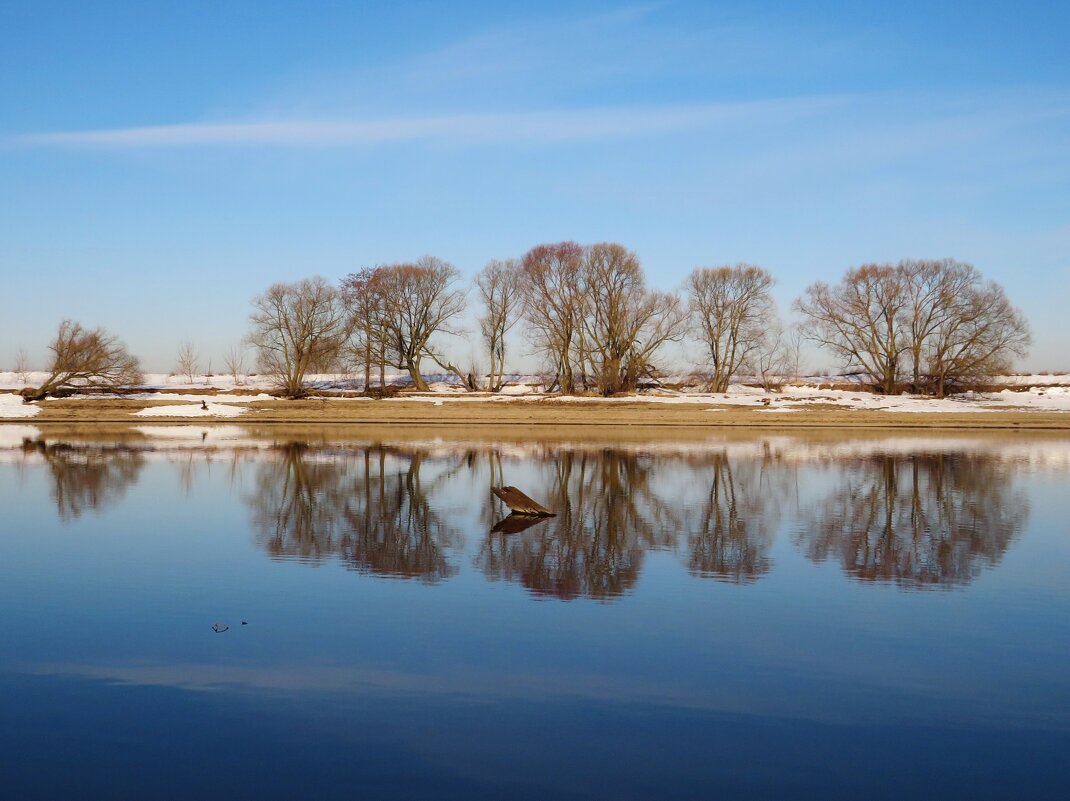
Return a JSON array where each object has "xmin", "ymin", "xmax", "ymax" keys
[
  {"xmin": 476, "ymin": 259, "xmax": 523, "ymax": 392},
  {"xmin": 175, "ymin": 341, "xmax": 199, "ymax": 384},
  {"xmin": 13, "ymin": 348, "xmax": 30, "ymax": 384},
  {"xmin": 25, "ymin": 320, "xmax": 142, "ymax": 400},
  {"xmin": 687, "ymin": 264, "xmax": 778, "ymax": 392},
  {"xmin": 751, "ymin": 319, "xmax": 784, "ymax": 390},
  {"xmin": 223, "ymin": 345, "xmax": 247, "ymax": 386},
  {"xmin": 247, "ymin": 277, "xmax": 349, "ymax": 398}
]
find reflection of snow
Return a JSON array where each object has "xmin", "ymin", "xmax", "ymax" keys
[
  {"xmin": 133, "ymin": 403, "xmax": 247, "ymax": 418},
  {"xmin": 132, "ymin": 425, "xmax": 253, "ymax": 441},
  {"xmin": 0, "ymin": 424, "xmax": 40, "ymax": 447}
]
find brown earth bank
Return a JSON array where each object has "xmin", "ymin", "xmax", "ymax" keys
[{"xmin": 5, "ymin": 396, "xmax": 1070, "ymax": 430}]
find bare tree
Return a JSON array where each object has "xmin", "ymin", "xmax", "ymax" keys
[
  {"xmin": 24, "ymin": 320, "xmax": 142, "ymax": 400},
  {"xmin": 899, "ymin": 260, "xmax": 977, "ymax": 391},
  {"xmin": 578, "ymin": 243, "xmax": 687, "ymax": 394},
  {"xmin": 247, "ymin": 276, "xmax": 349, "ymax": 398},
  {"xmin": 340, "ymin": 267, "xmax": 390, "ymax": 392},
  {"xmin": 476, "ymin": 259, "xmax": 523, "ymax": 392},
  {"xmin": 519, "ymin": 242, "xmax": 585, "ymax": 394},
  {"xmin": 780, "ymin": 325, "xmax": 805, "ymax": 384},
  {"xmin": 926, "ymin": 280, "xmax": 1030, "ymax": 396},
  {"xmin": 13, "ymin": 348, "xmax": 30, "ymax": 384},
  {"xmin": 175, "ymin": 341, "xmax": 199, "ymax": 384},
  {"xmin": 898, "ymin": 260, "xmax": 1029, "ymax": 396},
  {"xmin": 370, "ymin": 257, "xmax": 469, "ymax": 391},
  {"xmin": 687, "ymin": 264, "xmax": 778, "ymax": 392},
  {"xmin": 223, "ymin": 345, "xmax": 247, "ymax": 386},
  {"xmin": 797, "ymin": 260, "xmax": 1030, "ymax": 397},
  {"xmin": 794, "ymin": 264, "xmax": 908, "ymax": 394},
  {"xmin": 751, "ymin": 318, "xmax": 786, "ymax": 391}
]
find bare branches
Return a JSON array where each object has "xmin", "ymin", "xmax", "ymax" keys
[
  {"xmin": 247, "ymin": 276, "xmax": 348, "ymax": 398},
  {"xmin": 175, "ymin": 341, "xmax": 199, "ymax": 384},
  {"xmin": 346, "ymin": 257, "xmax": 468, "ymax": 392},
  {"xmin": 27, "ymin": 320, "xmax": 142, "ymax": 400},
  {"xmin": 476, "ymin": 259, "xmax": 523, "ymax": 392},
  {"xmin": 13, "ymin": 348, "xmax": 30, "ymax": 384},
  {"xmin": 518, "ymin": 241, "xmax": 684, "ymax": 395},
  {"xmin": 519, "ymin": 242, "xmax": 585, "ymax": 393},
  {"xmin": 341, "ymin": 267, "xmax": 390, "ymax": 392},
  {"xmin": 795, "ymin": 260, "xmax": 1029, "ymax": 395},
  {"xmin": 687, "ymin": 264, "xmax": 777, "ymax": 392},
  {"xmin": 223, "ymin": 345, "xmax": 247, "ymax": 386},
  {"xmin": 579, "ymin": 244, "xmax": 686, "ymax": 394},
  {"xmin": 927, "ymin": 280, "xmax": 1030, "ymax": 396},
  {"xmin": 795, "ymin": 265, "xmax": 908, "ymax": 393}
]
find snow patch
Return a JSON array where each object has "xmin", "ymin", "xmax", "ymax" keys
[{"xmin": 0, "ymin": 393, "xmax": 39, "ymax": 418}]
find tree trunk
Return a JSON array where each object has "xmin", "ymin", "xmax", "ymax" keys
[{"xmin": 408, "ymin": 360, "xmax": 430, "ymax": 391}]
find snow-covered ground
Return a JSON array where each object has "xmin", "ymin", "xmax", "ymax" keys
[{"xmin": 2, "ymin": 371, "xmax": 1070, "ymax": 415}]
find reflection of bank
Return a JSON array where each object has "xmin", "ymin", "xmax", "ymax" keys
[
  {"xmin": 22, "ymin": 439, "xmax": 145, "ymax": 522},
  {"xmin": 18, "ymin": 436, "xmax": 1028, "ymax": 594},
  {"xmin": 246, "ymin": 444, "xmax": 462, "ymax": 583},
  {"xmin": 793, "ymin": 453, "xmax": 1027, "ymax": 588}
]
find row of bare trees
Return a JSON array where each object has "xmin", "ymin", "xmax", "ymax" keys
[
  {"xmin": 246, "ymin": 243, "xmax": 768, "ymax": 397},
  {"xmin": 10, "ymin": 251, "xmax": 1028, "ymax": 400},
  {"xmin": 246, "ymin": 247, "xmax": 1027, "ymax": 398}
]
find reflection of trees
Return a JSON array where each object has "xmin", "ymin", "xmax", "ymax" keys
[
  {"xmin": 23, "ymin": 440, "xmax": 145, "ymax": 522},
  {"xmin": 247, "ymin": 444, "xmax": 462, "ymax": 583},
  {"xmin": 477, "ymin": 450, "xmax": 679, "ymax": 600},
  {"xmin": 793, "ymin": 454, "xmax": 1026, "ymax": 588},
  {"xmin": 680, "ymin": 453, "xmax": 784, "ymax": 584}
]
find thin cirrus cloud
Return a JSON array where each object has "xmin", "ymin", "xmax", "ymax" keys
[{"xmin": 12, "ymin": 97, "xmax": 842, "ymax": 148}]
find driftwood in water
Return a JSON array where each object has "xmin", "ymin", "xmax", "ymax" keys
[{"xmin": 491, "ymin": 486, "xmax": 555, "ymax": 517}]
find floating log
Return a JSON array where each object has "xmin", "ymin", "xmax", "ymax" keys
[{"xmin": 491, "ymin": 486, "xmax": 555, "ymax": 517}]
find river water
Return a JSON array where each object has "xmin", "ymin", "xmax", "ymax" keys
[{"xmin": 1, "ymin": 428, "xmax": 1068, "ymax": 799}]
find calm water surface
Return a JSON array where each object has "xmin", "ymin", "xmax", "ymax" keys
[{"xmin": 1, "ymin": 427, "xmax": 1068, "ymax": 800}]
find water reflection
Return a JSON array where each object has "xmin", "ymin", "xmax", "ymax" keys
[
  {"xmin": 246, "ymin": 444, "xmax": 462, "ymax": 582},
  {"xmin": 22, "ymin": 439, "xmax": 145, "ymax": 522},
  {"xmin": 478, "ymin": 450, "xmax": 678, "ymax": 600},
  {"xmin": 794, "ymin": 454, "xmax": 1026, "ymax": 588},
  {"xmin": 678, "ymin": 452, "xmax": 786, "ymax": 584},
  {"xmin": 9, "ymin": 435, "xmax": 1036, "ymax": 592}
]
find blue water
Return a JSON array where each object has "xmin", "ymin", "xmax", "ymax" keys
[{"xmin": 1, "ymin": 432, "xmax": 1067, "ymax": 800}]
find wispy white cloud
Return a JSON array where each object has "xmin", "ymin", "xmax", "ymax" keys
[{"xmin": 12, "ymin": 96, "xmax": 843, "ymax": 148}]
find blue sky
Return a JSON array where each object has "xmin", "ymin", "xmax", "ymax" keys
[{"xmin": 1, "ymin": 0, "xmax": 1068, "ymax": 371}]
